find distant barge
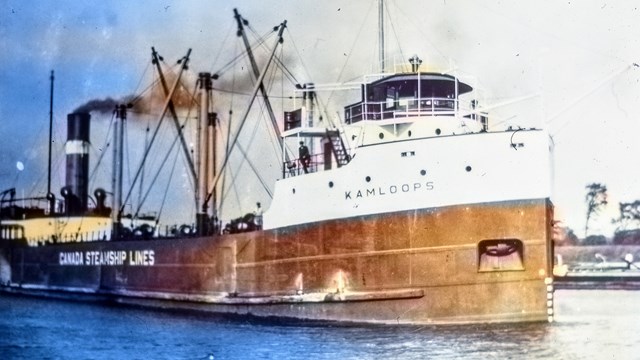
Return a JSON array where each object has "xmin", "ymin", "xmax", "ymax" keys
[{"xmin": 555, "ymin": 272, "xmax": 640, "ymax": 290}]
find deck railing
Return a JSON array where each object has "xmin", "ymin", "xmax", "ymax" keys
[
  {"xmin": 282, "ymin": 147, "xmax": 355, "ymax": 179},
  {"xmin": 345, "ymin": 97, "xmax": 459, "ymax": 123},
  {"xmin": 283, "ymin": 152, "xmax": 324, "ymax": 178}
]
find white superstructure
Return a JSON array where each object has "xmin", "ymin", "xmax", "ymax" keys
[{"xmin": 264, "ymin": 70, "xmax": 552, "ymax": 229}]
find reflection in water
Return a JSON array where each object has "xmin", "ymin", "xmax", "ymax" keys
[{"xmin": 0, "ymin": 290, "xmax": 638, "ymax": 359}]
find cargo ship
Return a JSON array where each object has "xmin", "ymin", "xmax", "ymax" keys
[{"xmin": 0, "ymin": 5, "xmax": 555, "ymax": 325}]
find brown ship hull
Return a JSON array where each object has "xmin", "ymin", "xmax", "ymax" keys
[{"xmin": 0, "ymin": 198, "xmax": 554, "ymax": 325}]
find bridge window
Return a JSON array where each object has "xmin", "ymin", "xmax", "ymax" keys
[
  {"xmin": 386, "ymin": 86, "xmax": 396, "ymax": 109},
  {"xmin": 344, "ymin": 74, "xmax": 473, "ymax": 123}
]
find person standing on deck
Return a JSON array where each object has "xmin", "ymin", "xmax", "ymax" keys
[
  {"xmin": 298, "ymin": 141, "xmax": 311, "ymax": 173},
  {"xmin": 254, "ymin": 202, "xmax": 263, "ymax": 230}
]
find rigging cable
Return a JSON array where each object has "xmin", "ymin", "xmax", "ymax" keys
[
  {"xmin": 122, "ymin": 64, "xmax": 160, "ymax": 114},
  {"xmin": 548, "ymin": 63, "xmax": 632, "ymax": 136},
  {"xmin": 326, "ymin": 0, "xmax": 375, "ymax": 111},
  {"xmin": 271, "ymin": 47, "xmax": 290, "ymax": 154},
  {"xmin": 214, "ymin": 29, "xmax": 274, "ymax": 77},
  {"xmin": 123, "ymin": 116, "xmax": 132, "ymax": 214},
  {"xmin": 264, "ymin": 46, "xmax": 286, "ymax": 157},
  {"xmin": 281, "ymin": 27, "xmax": 309, "ymax": 83},
  {"xmin": 27, "ymin": 111, "xmax": 67, "ymax": 198},
  {"xmin": 138, "ymin": 66, "xmax": 158, "ymax": 212},
  {"xmin": 208, "ymin": 20, "xmax": 235, "ymax": 74},
  {"xmin": 156, "ymin": 134, "xmax": 182, "ymax": 224},
  {"xmin": 129, "ymin": 60, "xmax": 152, "ymax": 106},
  {"xmin": 226, "ymin": 62, "xmax": 275, "ymax": 198},
  {"xmin": 471, "ymin": 1, "xmax": 629, "ymax": 65},
  {"xmin": 281, "ymin": 26, "xmax": 334, "ymax": 127},
  {"xmin": 134, "ymin": 118, "xmax": 181, "ymax": 218},
  {"xmin": 389, "ymin": 0, "xmax": 448, "ymax": 63},
  {"xmin": 150, "ymin": 56, "xmax": 198, "ymax": 188},
  {"xmin": 183, "ymin": 81, "xmax": 199, "ymax": 198},
  {"xmin": 88, "ymin": 111, "xmax": 116, "ymax": 185},
  {"xmin": 210, "ymin": 86, "xmax": 297, "ymax": 99},
  {"xmin": 165, "ymin": 79, "xmax": 200, "ymax": 213},
  {"xmin": 119, "ymin": 50, "xmax": 192, "ymax": 215},
  {"xmin": 385, "ymin": 0, "xmax": 407, "ymax": 72},
  {"xmin": 218, "ymin": 40, "xmax": 239, "ymax": 216},
  {"xmin": 44, "ymin": 143, "xmax": 66, "ymax": 199},
  {"xmin": 127, "ymin": 60, "xmax": 197, "ymax": 207},
  {"xmin": 218, "ymin": 50, "xmax": 277, "ymax": 212},
  {"xmin": 23, "ymin": 132, "xmax": 47, "ymax": 196},
  {"xmin": 204, "ymin": 22, "xmax": 287, "ymax": 208},
  {"xmin": 138, "ymin": 120, "xmax": 151, "ymax": 212},
  {"xmin": 217, "ymin": 119, "xmax": 243, "ymax": 217},
  {"xmin": 27, "ymin": 131, "xmax": 65, "ymax": 199},
  {"xmin": 220, "ymin": 121, "xmax": 255, "ymax": 212},
  {"xmin": 256, "ymin": 45, "xmax": 284, "ymax": 159}
]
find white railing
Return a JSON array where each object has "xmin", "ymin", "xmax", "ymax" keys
[{"xmin": 345, "ymin": 97, "xmax": 463, "ymax": 123}]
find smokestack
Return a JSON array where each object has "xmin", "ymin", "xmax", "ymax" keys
[{"xmin": 63, "ymin": 112, "xmax": 90, "ymax": 214}]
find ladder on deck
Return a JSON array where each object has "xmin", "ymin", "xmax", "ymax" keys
[{"xmin": 326, "ymin": 129, "xmax": 350, "ymax": 167}]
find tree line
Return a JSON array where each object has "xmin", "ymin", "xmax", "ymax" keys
[{"xmin": 556, "ymin": 183, "xmax": 640, "ymax": 246}]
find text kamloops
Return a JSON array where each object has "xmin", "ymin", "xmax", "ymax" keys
[
  {"xmin": 345, "ymin": 181, "xmax": 434, "ymax": 200},
  {"xmin": 58, "ymin": 250, "xmax": 155, "ymax": 266}
]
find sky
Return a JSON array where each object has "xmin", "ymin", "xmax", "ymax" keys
[{"xmin": 2, "ymin": 0, "xmax": 640, "ymax": 236}]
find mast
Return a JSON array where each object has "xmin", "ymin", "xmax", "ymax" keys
[
  {"xmin": 378, "ymin": 0, "xmax": 385, "ymax": 73},
  {"xmin": 205, "ymin": 21, "xmax": 287, "ymax": 208},
  {"xmin": 112, "ymin": 105, "xmax": 126, "ymax": 239},
  {"xmin": 47, "ymin": 70, "xmax": 55, "ymax": 214},
  {"xmin": 111, "ymin": 108, "xmax": 118, "ymax": 235},
  {"xmin": 119, "ymin": 50, "xmax": 191, "ymax": 223},
  {"xmin": 233, "ymin": 9, "xmax": 286, "ymax": 153},
  {"xmin": 196, "ymin": 72, "xmax": 213, "ymax": 236},
  {"xmin": 207, "ymin": 112, "xmax": 216, "ymax": 224},
  {"xmin": 151, "ymin": 47, "xmax": 197, "ymax": 185},
  {"xmin": 138, "ymin": 124, "xmax": 150, "ymax": 212}
]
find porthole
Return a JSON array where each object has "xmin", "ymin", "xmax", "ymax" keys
[
  {"xmin": 292, "ymin": 188, "xmax": 296, "ymax": 194},
  {"xmin": 379, "ymin": 133, "xmax": 384, "ymax": 139},
  {"xmin": 329, "ymin": 181, "xmax": 334, "ymax": 188},
  {"xmin": 435, "ymin": 128, "xmax": 441, "ymax": 135},
  {"xmin": 365, "ymin": 176, "xmax": 371, "ymax": 182},
  {"xmin": 420, "ymin": 169, "xmax": 426, "ymax": 176},
  {"xmin": 408, "ymin": 130, "xmax": 412, "ymax": 137},
  {"xmin": 465, "ymin": 166, "xmax": 472, "ymax": 172}
]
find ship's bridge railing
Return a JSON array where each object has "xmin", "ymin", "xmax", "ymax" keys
[
  {"xmin": 282, "ymin": 153, "xmax": 324, "ymax": 179},
  {"xmin": 280, "ymin": 126, "xmax": 353, "ymax": 179},
  {"xmin": 345, "ymin": 97, "xmax": 465, "ymax": 124},
  {"xmin": 283, "ymin": 150, "xmax": 346, "ymax": 179}
]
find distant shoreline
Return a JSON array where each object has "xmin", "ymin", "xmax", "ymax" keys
[{"xmin": 555, "ymin": 245, "xmax": 640, "ymax": 263}]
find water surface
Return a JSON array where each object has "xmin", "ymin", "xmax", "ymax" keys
[{"xmin": 0, "ymin": 290, "xmax": 637, "ymax": 359}]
